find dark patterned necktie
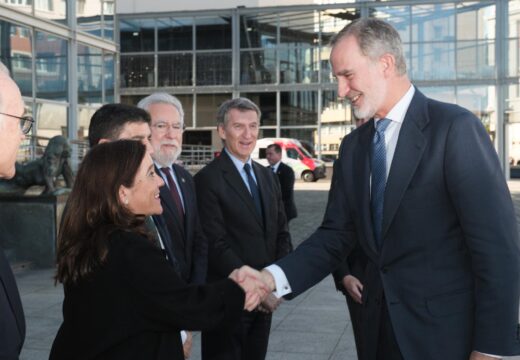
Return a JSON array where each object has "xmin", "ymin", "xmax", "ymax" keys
[
  {"xmin": 160, "ymin": 167, "xmax": 184, "ymax": 221},
  {"xmin": 244, "ymin": 163, "xmax": 263, "ymax": 218},
  {"xmin": 371, "ymin": 118, "xmax": 391, "ymax": 249}
]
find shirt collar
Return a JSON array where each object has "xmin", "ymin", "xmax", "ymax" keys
[
  {"xmin": 224, "ymin": 148, "xmax": 252, "ymax": 170},
  {"xmin": 271, "ymin": 161, "xmax": 281, "ymax": 172},
  {"xmin": 375, "ymin": 84, "xmax": 415, "ymax": 125}
]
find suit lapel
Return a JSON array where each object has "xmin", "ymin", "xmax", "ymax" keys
[
  {"xmin": 220, "ymin": 152, "xmax": 263, "ymax": 227},
  {"xmin": 380, "ymin": 91, "xmax": 429, "ymax": 251},
  {"xmin": 353, "ymin": 121, "xmax": 379, "ymax": 258},
  {"xmin": 254, "ymin": 161, "xmax": 269, "ymax": 228},
  {"xmin": 156, "ymin": 165, "xmax": 185, "ymax": 235}
]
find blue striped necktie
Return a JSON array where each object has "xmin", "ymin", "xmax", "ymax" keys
[{"xmin": 371, "ymin": 118, "xmax": 391, "ymax": 249}]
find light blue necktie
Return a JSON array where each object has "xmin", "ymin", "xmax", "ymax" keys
[{"xmin": 371, "ymin": 118, "xmax": 391, "ymax": 249}]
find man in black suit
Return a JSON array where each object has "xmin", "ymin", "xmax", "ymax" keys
[
  {"xmin": 257, "ymin": 18, "xmax": 520, "ymax": 360},
  {"xmin": 265, "ymin": 144, "xmax": 297, "ymax": 222},
  {"xmin": 138, "ymin": 93, "xmax": 207, "ymax": 287},
  {"xmin": 194, "ymin": 98, "xmax": 292, "ymax": 360},
  {"xmin": 0, "ymin": 61, "xmax": 28, "ymax": 359}
]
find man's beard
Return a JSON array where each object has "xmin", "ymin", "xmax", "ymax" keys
[{"xmin": 153, "ymin": 140, "xmax": 181, "ymax": 167}]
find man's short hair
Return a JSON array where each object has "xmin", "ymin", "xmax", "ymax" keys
[
  {"xmin": 0, "ymin": 60, "xmax": 12, "ymax": 115},
  {"xmin": 137, "ymin": 92, "xmax": 185, "ymax": 125},
  {"xmin": 88, "ymin": 103, "xmax": 151, "ymax": 147},
  {"xmin": 216, "ymin": 97, "xmax": 261, "ymax": 128},
  {"xmin": 330, "ymin": 18, "xmax": 407, "ymax": 76},
  {"xmin": 267, "ymin": 143, "xmax": 282, "ymax": 154}
]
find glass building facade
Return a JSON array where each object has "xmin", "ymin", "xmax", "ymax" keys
[
  {"xmin": 118, "ymin": 0, "xmax": 520, "ymax": 177},
  {"xmin": 0, "ymin": 0, "xmax": 117, "ymax": 164}
]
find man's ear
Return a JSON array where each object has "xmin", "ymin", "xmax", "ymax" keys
[
  {"xmin": 380, "ymin": 53, "xmax": 395, "ymax": 77},
  {"xmin": 98, "ymin": 138, "xmax": 110, "ymax": 145},
  {"xmin": 217, "ymin": 124, "xmax": 226, "ymax": 141}
]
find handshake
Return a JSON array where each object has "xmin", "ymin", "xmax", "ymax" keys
[{"xmin": 228, "ymin": 266, "xmax": 281, "ymax": 312}]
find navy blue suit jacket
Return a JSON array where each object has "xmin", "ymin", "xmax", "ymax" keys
[
  {"xmin": 276, "ymin": 89, "xmax": 520, "ymax": 359},
  {"xmin": 0, "ymin": 249, "xmax": 25, "ymax": 359}
]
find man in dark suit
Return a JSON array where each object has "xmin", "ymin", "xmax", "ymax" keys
[
  {"xmin": 194, "ymin": 98, "xmax": 292, "ymax": 360},
  {"xmin": 137, "ymin": 93, "xmax": 207, "ymax": 286},
  {"xmin": 257, "ymin": 18, "xmax": 520, "ymax": 360},
  {"xmin": 265, "ymin": 143, "xmax": 297, "ymax": 222},
  {"xmin": 0, "ymin": 61, "xmax": 28, "ymax": 359}
]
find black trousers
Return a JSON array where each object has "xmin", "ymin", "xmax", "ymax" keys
[
  {"xmin": 376, "ymin": 301, "xmax": 403, "ymax": 360},
  {"xmin": 346, "ymin": 296, "xmax": 364, "ymax": 360},
  {"xmin": 201, "ymin": 310, "xmax": 272, "ymax": 360}
]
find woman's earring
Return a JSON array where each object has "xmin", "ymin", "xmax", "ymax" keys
[{"xmin": 124, "ymin": 197, "xmax": 129, "ymax": 205}]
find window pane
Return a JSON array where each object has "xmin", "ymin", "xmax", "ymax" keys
[
  {"xmin": 279, "ymin": 11, "xmax": 319, "ymax": 45},
  {"xmin": 35, "ymin": 0, "xmax": 67, "ymax": 25},
  {"xmin": 120, "ymin": 55, "xmax": 154, "ymax": 87},
  {"xmin": 77, "ymin": 0, "xmax": 102, "ymax": 37},
  {"xmin": 0, "ymin": 0, "xmax": 32, "ymax": 14},
  {"xmin": 240, "ymin": 49, "xmax": 276, "ymax": 85},
  {"xmin": 196, "ymin": 52, "xmax": 231, "ymax": 85},
  {"xmin": 457, "ymin": 40, "xmax": 495, "ymax": 79},
  {"xmin": 196, "ymin": 17, "xmax": 231, "ymax": 50},
  {"xmin": 240, "ymin": 13, "xmax": 277, "ymax": 49},
  {"xmin": 412, "ymin": 4, "xmax": 455, "ymax": 42},
  {"xmin": 158, "ymin": 17, "xmax": 193, "ymax": 51},
  {"xmin": 419, "ymin": 86, "xmax": 456, "ymax": 104},
  {"xmin": 120, "ymin": 18, "xmax": 155, "ymax": 52},
  {"xmin": 321, "ymin": 90, "xmax": 355, "ymax": 160},
  {"xmin": 457, "ymin": 85, "xmax": 495, "ymax": 140},
  {"xmin": 102, "ymin": 0, "xmax": 115, "ymax": 40},
  {"xmin": 104, "ymin": 53, "xmax": 115, "ymax": 103},
  {"xmin": 196, "ymin": 94, "xmax": 231, "ymax": 127},
  {"xmin": 0, "ymin": 21, "xmax": 33, "ymax": 97},
  {"xmin": 240, "ymin": 92, "xmax": 276, "ymax": 126},
  {"xmin": 78, "ymin": 44, "xmax": 102, "ymax": 105},
  {"xmin": 509, "ymin": 39, "xmax": 520, "ymax": 77},
  {"xmin": 35, "ymin": 102, "xmax": 67, "ymax": 139},
  {"xmin": 280, "ymin": 128, "xmax": 317, "ymax": 154},
  {"xmin": 457, "ymin": 2, "xmax": 495, "ymax": 41},
  {"xmin": 320, "ymin": 8, "xmax": 358, "ymax": 45},
  {"xmin": 280, "ymin": 91, "xmax": 318, "ymax": 126},
  {"xmin": 78, "ymin": 106, "xmax": 97, "ymax": 140},
  {"xmin": 411, "ymin": 42, "xmax": 455, "ymax": 80},
  {"xmin": 373, "ymin": 6, "xmax": 411, "ymax": 43},
  {"xmin": 158, "ymin": 53, "xmax": 193, "ymax": 86},
  {"xmin": 35, "ymin": 32, "xmax": 68, "ymax": 101},
  {"xmin": 176, "ymin": 94, "xmax": 193, "ymax": 128},
  {"xmin": 280, "ymin": 45, "xmax": 319, "ymax": 84},
  {"xmin": 261, "ymin": 129, "xmax": 276, "ymax": 138}
]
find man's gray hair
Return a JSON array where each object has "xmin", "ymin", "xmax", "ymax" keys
[
  {"xmin": 137, "ymin": 92, "xmax": 185, "ymax": 125},
  {"xmin": 216, "ymin": 97, "xmax": 261, "ymax": 127},
  {"xmin": 330, "ymin": 18, "xmax": 407, "ymax": 76}
]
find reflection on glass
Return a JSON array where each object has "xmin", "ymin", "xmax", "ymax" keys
[
  {"xmin": 35, "ymin": 31, "xmax": 68, "ymax": 100},
  {"xmin": 509, "ymin": 39, "xmax": 520, "ymax": 77},
  {"xmin": 419, "ymin": 86, "xmax": 455, "ymax": 104},
  {"xmin": 321, "ymin": 90, "xmax": 354, "ymax": 159},
  {"xmin": 240, "ymin": 92, "xmax": 276, "ymax": 126},
  {"xmin": 35, "ymin": 0, "xmax": 67, "ymax": 24},
  {"xmin": 78, "ymin": 44, "xmax": 102, "ymax": 105},
  {"xmin": 240, "ymin": 13, "xmax": 277, "ymax": 49},
  {"xmin": 196, "ymin": 17, "xmax": 231, "ymax": 50},
  {"xmin": 457, "ymin": 2, "xmax": 495, "ymax": 40},
  {"xmin": 0, "ymin": 0, "xmax": 32, "ymax": 14},
  {"xmin": 196, "ymin": 94, "xmax": 231, "ymax": 127},
  {"xmin": 373, "ymin": 6, "xmax": 410, "ymax": 42},
  {"xmin": 280, "ymin": 128, "xmax": 316, "ymax": 153},
  {"xmin": 78, "ymin": 106, "xmax": 97, "ymax": 140},
  {"xmin": 320, "ymin": 8, "xmax": 358, "ymax": 45},
  {"xmin": 102, "ymin": 0, "xmax": 115, "ymax": 40},
  {"xmin": 280, "ymin": 45, "xmax": 319, "ymax": 84},
  {"xmin": 509, "ymin": 0, "xmax": 520, "ymax": 38},
  {"xmin": 280, "ymin": 91, "xmax": 318, "ymax": 126},
  {"xmin": 0, "ymin": 21, "xmax": 33, "ymax": 97},
  {"xmin": 411, "ymin": 42, "xmax": 455, "ymax": 80},
  {"xmin": 158, "ymin": 53, "xmax": 192, "ymax": 86},
  {"xmin": 412, "ymin": 4, "xmax": 455, "ymax": 42},
  {"xmin": 196, "ymin": 52, "xmax": 231, "ymax": 85},
  {"xmin": 35, "ymin": 101, "xmax": 67, "ymax": 139},
  {"xmin": 279, "ymin": 11, "xmax": 319, "ymax": 45},
  {"xmin": 240, "ymin": 49, "xmax": 276, "ymax": 85},
  {"xmin": 158, "ymin": 17, "xmax": 193, "ymax": 51},
  {"xmin": 104, "ymin": 53, "xmax": 115, "ymax": 103},
  {"xmin": 457, "ymin": 85, "xmax": 495, "ymax": 140},
  {"xmin": 457, "ymin": 41, "xmax": 495, "ymax": 79},
  {"xmin": 77, "ymin": 0, "xmax": 102, "ymax": 37},
  {"xmin": 120, "ymin": 18, "xmax": 155, "ymax": 52},
  {"xmin": 120, "ymin": 55, "xmax": 154, "ymax": 87}
]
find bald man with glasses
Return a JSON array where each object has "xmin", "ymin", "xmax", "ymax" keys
[{"xmin": 0, "ymin": 60, "xmax": 30, "ymax": 359}]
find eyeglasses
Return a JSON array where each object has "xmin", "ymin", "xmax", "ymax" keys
[
  {"xmin": 152, "ymin": 122, "xmax": 186, "ymax": 133},
  {"xmin": 0, "ymin": 112, "xmax": 34, "ymax": 135}
]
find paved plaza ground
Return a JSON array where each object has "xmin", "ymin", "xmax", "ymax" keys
[{"xmin": 15, "ymin": 180, "xmax": 520, "ymax": 359}]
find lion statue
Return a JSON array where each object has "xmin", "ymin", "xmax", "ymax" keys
[{"xmin": 0, "ymin": 135, "xmax": 74, "ymax": 195}]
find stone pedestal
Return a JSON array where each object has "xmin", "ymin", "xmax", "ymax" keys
[{"xmin": 0, "ymin": 193, "xmax": 68, "ymax": 267}]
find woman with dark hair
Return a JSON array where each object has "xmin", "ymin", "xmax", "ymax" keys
[{"xmin": 50, "ymin": 140, "xmax": 258, "ymax": 360}]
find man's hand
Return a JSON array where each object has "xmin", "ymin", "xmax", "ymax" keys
[
  {"xmin": 259, "ymin": 269, "xmax": 276, "ymax": 293},
  {"xmin": 182, "ymin": 331, "xmax": 192, "ymax": 359},
  {"xmin": 229, "ymin": 266, "xmax": 270, "ymax": 311},
  {"xmin": 257, "ymin": 293, "xmax": 283, "ymax": 313},
  {"xmin": 341, "ymin": 275, "xmax": 363, "ymax": 304},
  {"xmin": 469, "ymin": 351, "xmax": 501, "ymax": 360}
]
